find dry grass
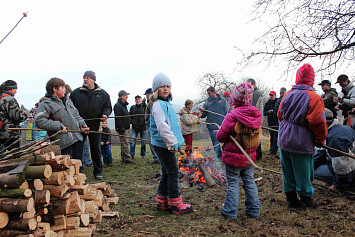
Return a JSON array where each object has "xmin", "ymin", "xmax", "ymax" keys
[{"xmin": 83, "ymin": 138, "xmax": 355, "ymax": 237}]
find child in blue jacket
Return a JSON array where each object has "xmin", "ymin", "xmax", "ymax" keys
[{"xmin": 150, "ymin": 73, "xmax": 192, "ymax": 215}]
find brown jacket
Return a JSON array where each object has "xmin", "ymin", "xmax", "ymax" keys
[{"xmin": 178, "ymin": 107, "xmax": 199, "ymax": 135}]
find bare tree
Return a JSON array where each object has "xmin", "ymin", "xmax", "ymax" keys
[{"xmin": 237, "ymin": 0, "xmax": 355, "ymax": 80}]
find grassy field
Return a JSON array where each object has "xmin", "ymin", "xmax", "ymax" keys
[{"xmin": 82, "ymin": 137, "xmax": 355, "ymax": 237}]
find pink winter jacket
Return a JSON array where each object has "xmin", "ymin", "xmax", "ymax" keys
[{"xmin": 216, "ymin": 105, "xmax": 262, "ymax": 167}]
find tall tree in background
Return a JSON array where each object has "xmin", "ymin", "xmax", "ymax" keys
[{"xmin": 238, "ymin": 0, "xmax": 355, "ymax": 80}]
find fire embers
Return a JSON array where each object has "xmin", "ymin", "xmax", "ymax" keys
[{"xmin": 178, "ymin": 148, "xmax": 226, "ymax": 188}]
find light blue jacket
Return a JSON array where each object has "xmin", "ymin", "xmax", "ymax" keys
[{"xmin": 150, "ymin": 99, "xmax": 184, "ymax": 150}]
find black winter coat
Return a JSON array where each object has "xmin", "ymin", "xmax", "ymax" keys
[
  {"xmin": 114, "ymin": 99, "xmax": 130, "ymax": 133},
  {"xmin": 70, "ymin": 84, "xmax": 112, "ymax": 131},
  {"xmin": 101, "ymin": 127, "xmax": 111, "ymax": 144},
  {"xmin": 264, "ymin": 98, "xmax": 278, "ymax": 126},
  {"xmin": 129, "ymin": 103, "xmax": 146, "ymax": 131}
]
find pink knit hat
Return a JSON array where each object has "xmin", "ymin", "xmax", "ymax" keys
[
  {"xmin": 295, "ymin": 63, "xmax": 315, "ymax": 85},
  {"xmin": 231, "ymin": 82, "xmax": 254, "ymax": 106}
]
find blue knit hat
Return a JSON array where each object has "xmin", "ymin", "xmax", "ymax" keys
[{"xmin": 152, "ymin": 73, "xmax": 171, "ymax": 92}]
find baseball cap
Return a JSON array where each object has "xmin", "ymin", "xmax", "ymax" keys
[
  {"xmin": 318, "ymin": 80, "xmax": 331, "ymax": 86},
  {"xmin": 269, "ymin": 91, "xmax": 276, "ymax": 96},
  {"xmin": 118, "ymin": 90, "xmax": 130, "ymax": 97}
]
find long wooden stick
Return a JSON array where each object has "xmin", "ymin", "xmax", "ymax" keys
[{"xmin": 9, "ymin": 128, "xmax": 150, "ymax": 142}]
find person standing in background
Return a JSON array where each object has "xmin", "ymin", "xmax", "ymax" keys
[{"xmin": 129, "ymin": 95, "xmax": 147, "ymax": 159}]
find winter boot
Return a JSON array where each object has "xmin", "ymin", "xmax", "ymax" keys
[
  {"xmin": 168, "ymin": 196, "xmax": 193, "ymax": 215},
  {"xmin": 156, "ymin": 195, "xmax": 170, "ymax": 211},
  {"xmin": 285, "ymin": 191, "xmax": 302, "ymax": 208},
  {"xmin": 300, "ymin": 195, "xmax": 317, "ymax": 208}
]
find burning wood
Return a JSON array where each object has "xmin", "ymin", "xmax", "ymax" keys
[{"xmin": 178, "ymin": 148, "xmax": 225, "ymax": 187}]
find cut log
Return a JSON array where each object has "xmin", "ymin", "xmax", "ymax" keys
[
  {"xmin": 37, "ymin": 222, "xmax": 50, "ymax": 230},
  {"xmin": 198, "ymin": 163, "xmax": 217, "ymax": 186},
  {"xmin": 29, "ymin": 179, "xmax": 44, "ymax": 190},
  {"xmin": 0, "ymin": 197, "xmax": 34, "ymax": 212},
  {"xmin": 84, "ymin": 201, "xmax": 97, "ymax": 214},
  {"xmin": 35, "ymin": 144, "xmax": 61, "ymax": 155},
  {"xmin": 65, "ymin": 217, "xmax": 80, "ymax": 230},
  {"xmin": 32, "ymin": 229, "xmax": 50, "ymax": 237},
  {"xmin": 101, "ymin": 211, "xmax": 119, "ymax": 217},
  {"xmin": 69, "ymin": 184, "xmax": 88, "ymax": 195},
  {"xmin": 48, "ymin": 198, "xmax": 70, "ymax": 216},
  {"xmin": 80, "ymin": 213, "xmax": 90, "ymax": 227},
  {"xmin": 38, "ymin": 207, "xmax": 49, "ymax": 215},
  {"xmin": 0, "ymin": 188, "xmax": 32, "ymax": 198},
  {"xmin": 19, "ymin": 180, "xmax": 29, "ymax": 189},
  {"xmin": 67, "ymin": 191, "xmax": 82, "ymax": 214},
  {"xmin": 42, "ymin": 171, "xmax": 65, "ymax": 185},
  {"xmin": 88, "ymin": 209, "xmax": 98, "ymax": 219},
  {"xmin": 48, "ymin": 155, "xmax": 71, "ymax": 171},
  {"xmin": 35, "ymin": 190, "xmax": 51, "ymax": 206},
  {"xmin": 36, "ymin": 215, "xmax": 42, "ymax": 223},
  {"xmin": 89, "ymin": 182, "xmax": 106, "ymax": 190},
  {"xmin": 93, "ymin": 190, "xmax": 103, "ymax": 207},
  {"xmin": 48, "ymin": 230, "xmax": 57, "ymax": 237},
  {"xmin": 0, "ymin": 172, "xmax": 25, "ymax": 188},
  {"xmin": 42, "ymin": 185, "xmax": 69, "ymax": 198},
  {"xmin": 107, "ymin": 197, "xmax": 119, "ymax": 205},
  {"xmin": 22, "ymin": 210, "xmax": 35, "ymax": 219},
  {"xmin": 0, "ymin": 230, "xmax": 29, "ymax": 236},
  {"xmin": 102, "ymin": 185, "xmax": 113, "ymax": 196},
  {"xmin": 17, "ymin": 235, "xmax": 35, "ymax": 237},
  {"xmin": 61, "ymin": 227, "xmax": 93, "ymax": 236},
  {"xmin": 91, "ymin": 210, "xmax": 102, "ymax": 223},
  {"xmin": 70, "ymin": 159, "xmax": 82, "ymax": 175},
  {"xmin": 73, "ymin": 173, "xmax": 86, "ymax": 185},
  {"xmin": 50, "ymin": 215, "xmax": 66, "ymax": 232},
  {"xmin": 65, "ymin": 166, "xmax": 75, "ymax": 177},
  {"xmin": 79, "ymin": 188, "xmax": 97, "ymax": 200},
  {"xmin": 0, "ymin": 212, "xmax": 9, "ymax": 228},
  {"xmin": 6, "ymin": 217, "xmax": 37, "ymax": 231},
  {"xmin": 101, "ymin": 202, "xmax": 110, "ymax": 212},
  {"xmin": 25, "ymin": 165, "xmax": 52, "ymax": 179}
]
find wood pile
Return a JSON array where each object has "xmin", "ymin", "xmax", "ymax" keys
[{"xmin": 0, "ymin": 145, "xmax": 119, "ymax": 237}]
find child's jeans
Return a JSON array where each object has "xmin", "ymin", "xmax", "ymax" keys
[
  {"xmin": 221, "ymin": 165, "xmax": 260, "ymax": 219},
  {"xmin": 101, "ymin": 144, "xmax": 113, "ymax": 165},
  {"xmin": 154, "ymin": 145, "xmax": 180, "ymax": 198}
]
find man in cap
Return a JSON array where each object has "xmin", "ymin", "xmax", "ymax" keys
[
  {"xmin": 333, "ymin": 74, "xmax": 355, "ymax": 124},
  {"xmin": 129, "ymin": 95, "xmax": 147, "ymax": 159},
  {"xmin": 114, "ymin": 90, "xmax": 134, "ymax": 164},
  {"xmin": 318, "ymin": 80, "xmax": 338, "ymax": 118},
  {"xmin": 70, "ymin": 70, "xmax": 112, "ymax": 180},
  {"xmin": 264, "ymin": 91, "xmax": 278, "ymax": 156},
  {"xmin": 143, "ymin": 88, "xmax": 160, "ymax": 163},
  {"xmin": 0, "ymin": 80, "xmax": 28, "ymax": 150},
  {"xmin": 313, "ymin": 108, "xmax": 355, "ymax": 192}
]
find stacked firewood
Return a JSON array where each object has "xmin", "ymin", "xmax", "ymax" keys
[{"xmin": 0, "ymin": 145, "xmax": 119, "ymax": 237}]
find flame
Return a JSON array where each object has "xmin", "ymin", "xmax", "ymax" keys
[{"xmin": 178, "ymin": 147, "xmax": 225, "ymax": 184}]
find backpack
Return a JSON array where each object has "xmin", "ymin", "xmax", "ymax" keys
[{"xmin": 234, "ymin": 121, "xmax": 261, "ymax": 150}]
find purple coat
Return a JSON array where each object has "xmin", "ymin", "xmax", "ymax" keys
[
  {"xmin": 216, "ymin": 105, "xmax": 262, "ymax": 167},
  {"xmin": 277, "ymin": 84, "xmax": 327, "ymax": 155}
]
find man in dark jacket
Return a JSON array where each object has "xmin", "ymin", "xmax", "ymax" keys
[
  {"xmin": 129, "ymin": 95, "xmax": 147, "ymax": 159},
  {"xmin": 318, "ymin": 80, "xmax": 338, "ymax": 118},
  {"xmin": 264, "ymin": 91, "xmax": 278, "ymax": 156},
  {"xmin": 247, "ymin": 78, "xmax": 263, "ymax": 160},
  {"xmin": 114, "ymin": 90, "xmax": 134, "ymax": 164},
  {"xmin": 70, "ymin": 71, "xmax": 112, "ymax": 180},
  {"xmin": 199, "ymin": 86, "xmax": 228, "ymax": 163}
]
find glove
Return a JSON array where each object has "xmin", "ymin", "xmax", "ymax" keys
[{"xmin": 315, "ymin": 143, "xmax": 323, "ymax": 148}]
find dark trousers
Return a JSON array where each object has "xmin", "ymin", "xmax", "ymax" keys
[
  {"xmin": 78, "ymin": 133, "xmax": 103, "ymax": 176},
  {"xmin": 269, "ymin": 131, "xmax": 279, "ymax": 155},
  {"xmin": 61, "ymin": 141, "xmax": 81, "ymax": 159},
  {"xmin": 154, "ymin": 145, "xmax": 180, "ymax": 198},
  {"xmin": 256, "ymin": 144, "xmax": 262, "ymax": 160}
]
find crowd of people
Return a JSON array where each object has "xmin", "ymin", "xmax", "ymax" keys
[{"xmin": 0, "ymin": 64, "xmax": 354, "ymax": 217}]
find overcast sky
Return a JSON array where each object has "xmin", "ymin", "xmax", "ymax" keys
[{"xmin": 0, "ymin": 0, "xmax": 340, "ymax": 110}]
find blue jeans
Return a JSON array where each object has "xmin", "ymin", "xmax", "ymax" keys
[
  {"xmin": 314, "ymin": 164, "xmax": 334, "ymax": 184},
  {"xmin": 222, "ymin": 165, "xmax": 260, "ymax": 219},
  {"xmin": 82, "ymin": 138, "xmax": 92, "ymax": 165},
  {"xmin": 101, "ymin": 144, "xmax": 113, "ymax": 165},
  {"xmin": 208, "ymin": 125, "xmax": 222, "ymax": 163},
  {"xmin": 130, "ymin": 129, "xmax": 146, "ymax": 158},
  {"xmin": 147, "ymin": 128, "xmax": 159, "ymax": 161},
  {"xmin": 154, "ymin": 145, "xmax": 180, "ymax": 198},
  {"xmin": 280, "ymin": 149, "xmax": 314, "ymax": 196}
]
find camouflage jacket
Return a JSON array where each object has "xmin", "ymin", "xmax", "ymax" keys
[{"xmin": 0, "ymin": 92, "xmax": 28, "ymax": 139}]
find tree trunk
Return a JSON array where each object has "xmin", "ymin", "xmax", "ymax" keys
[
  {"xmin": 0, "ymin": 172, "xmax": 25, "ymax": 188},
  {"xmin": 6, "ymin": 217, "xmax": 37, "ymax": 231},
  {"xmin": 0, "ymin": 188, "xmax": 32, "ymax": 198}
]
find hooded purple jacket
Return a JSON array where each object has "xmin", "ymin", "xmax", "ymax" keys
[{"xmin": 216, "ymin": 105, "xmax": 262, "ymax": 167}]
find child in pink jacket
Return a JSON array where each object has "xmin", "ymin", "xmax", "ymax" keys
[{"xmin": 216, "ymin": 82, "xmax": 262, "ymax": 219}]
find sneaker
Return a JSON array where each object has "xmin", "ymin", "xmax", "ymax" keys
[{"xmin": 94, "ymin": 174, "xmax": 104, "ymax": 180}]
